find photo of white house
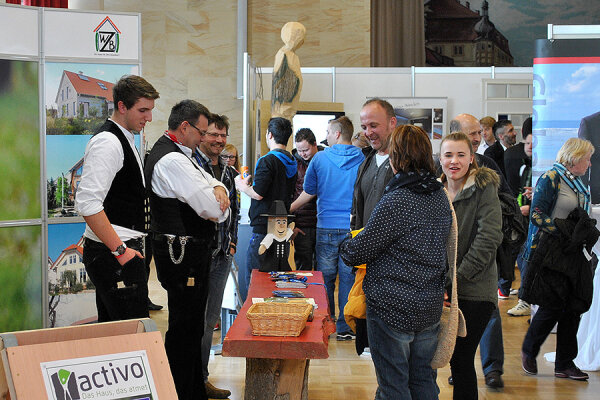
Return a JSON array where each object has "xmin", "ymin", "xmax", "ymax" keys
[{"xmin": 55, "ymin": 70, "xmax": 114, "ymax": 119}]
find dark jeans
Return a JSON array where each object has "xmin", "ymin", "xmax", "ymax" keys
[
  {"xmin": 293, "ymin": 226, "xmax": 316, "ymax": 270},
  {"xmin": 153, "ymin": 237, "xmax": 211, "ymax": 400},
  {"xmin": 242, "ymin": 232, "xmax": 265, "ymax": 302},
  {"xmin": 479, "ymin": 307, "xmax": 504, "ymax": 376},
  {"xmin": 522, "ymin": 306, "xmax": 581, "ymax": 370},
  {"xmin": 201, "ymin": 252, "xmax": 231, "ymax": 381},
  {"xmin": 450, "ymin": 300, "xmax": 494, "ymax": 400},
  {"xmin": 82, "ymin": 237, "xmax": 149, "ymax": 322},
  {"xmin": 367, "ymin": 306, "xmax": 440, "ymax": 400}
]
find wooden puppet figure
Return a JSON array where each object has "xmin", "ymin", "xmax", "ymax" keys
[
  {"xmin": 271, "ymin": 22, "xmax": 306, "ymax": 121},
  {"xmin": 258, "ymin": 200, "xmax": 295, "ymax": 272}
]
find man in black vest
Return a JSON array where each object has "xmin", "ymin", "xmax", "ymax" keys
[
  {"xmin": 145, "ymin": 100, "xmax": 230, "ymax": 400},
  {"xmin": 75, "ymin": 75, "xmax": 159, "ymax": 323},
  {"xmin": 193, "ymin": 113, "xmax": 238, "ymax": 399}
]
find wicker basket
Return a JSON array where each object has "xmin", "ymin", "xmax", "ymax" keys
[{"xmin": 246, "ymin": 302, "xmax": 312, "ymax": 337}]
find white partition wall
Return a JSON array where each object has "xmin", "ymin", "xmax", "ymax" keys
[{"xmin": 0, "ymin": 3, "xmax": 142, "ymax": 329}]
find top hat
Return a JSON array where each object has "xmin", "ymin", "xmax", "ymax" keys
[{"xmin": 260, "ymin": 200, "xmax": 295, "ymax": 218}]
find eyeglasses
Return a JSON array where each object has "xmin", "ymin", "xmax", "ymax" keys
[
  {"xmin": 220, "ymin": 154, "xmax": 237, "ymax": 160},
  {"xmin": 187, "ymin": 121, "xmax": 205, "ymax": 134},
  {"xmin": 206, "ymin": 132, "xmax": 229, "ymax": 139}
]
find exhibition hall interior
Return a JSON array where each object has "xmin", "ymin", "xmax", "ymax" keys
[{"xmin": 1, "ymin": 0, "xmax": 600, "ymax": 399}]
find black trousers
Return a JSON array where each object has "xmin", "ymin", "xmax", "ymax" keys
[
  {"xmin": 450, "ymin": 299, "xmax": 494, "ymax": 400},
  {"xmin": 293, "ymin": 226, "xmax": 316, "ymax": 271},
  {"xmin": 153, "ymin": 236, "xmax": 211, "ymax": 400},
  {"xmin": 82, "ymin": 237, "xmax": 149, "ymax": 322},
  {"xmin": 522, "ymin": 306, "xmax": 581, "ymax": 370}
]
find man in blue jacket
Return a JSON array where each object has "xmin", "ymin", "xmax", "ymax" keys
[{"xmin": 290, "ymin": 116, "xmax": 365, "ymax": 340}]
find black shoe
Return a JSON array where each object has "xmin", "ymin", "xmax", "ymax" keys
[
  {"xmin": 521, "ymin": 351, "xmax": 537, "ymax": 375},
  {"xmin": 148, "ymin": 299, "xmax": 163, "ymax": 311},
  {"xmin": 448, "ymin": 375, "xmax": 453, "ymax": 385},
  {"xmin": 485, "ymin": 371, "xmax": 504, "ymax": 388},
  {"xmin": 555, "ymin": 366, "xmax": 589, "ymax": 380}
]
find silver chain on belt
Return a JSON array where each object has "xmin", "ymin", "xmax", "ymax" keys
[{"xmin": 165, "ymin": 234, "xmax": 189, "ymax": 265}]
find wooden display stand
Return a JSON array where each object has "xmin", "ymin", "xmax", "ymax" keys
[
  {"xmin": 223, "ymin": 271, "xmax": 336, "ymax": 400},
  {"xmin": 0, "ymin": 318, "xmax": 176, "ymax": 399}
]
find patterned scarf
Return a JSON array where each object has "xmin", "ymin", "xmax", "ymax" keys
[{"xmin": 553, "ymin": 162, "xmax": 591, "ymax": 213}]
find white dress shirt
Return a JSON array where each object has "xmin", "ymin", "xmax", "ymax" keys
[
  {"xmin": 151, "ymin": 139, "xmax": 230, "ymax": 223},
  {"xmin": 75, "ymin": 119, "xmax": 146, "ymax": 242}
]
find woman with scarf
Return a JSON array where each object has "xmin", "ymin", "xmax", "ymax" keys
[
  {"xmin": 340, "ymin": 125, "xmax": 454, "ymax": 400},
  {"xmin": 439, "ymin": 132, "xmax": 503, "ymax": 400},
  {"xmin": 520, "ymin": 137, "xmax": 595, "ymax": 381}
]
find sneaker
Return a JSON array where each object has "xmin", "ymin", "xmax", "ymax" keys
[
  {"xmin": 498, "ymin": 288, "xmax": 509, "ymax": 300},
  {"xmin": 485, "ymin": 370, "xmax": 504, "ymax": 388},
  {"xmin": 555, "ymin": 366, "xmax": 589, "ymax": 380},
  {"xmin": 336, "ymin": 331, "xmax": 356, "ymax": 341},
  {"xmin": 508, "ymin": 300, "xmax": 530, "ymax": 316},
  {"xmin": 510, "ymin": 288, "xmax": 519, "ymax": 295},
  {"xmin": 205, "ymin": 381, "xmax": 231, "ymax": 399},
  {"xmin": 521, "ymin": 351, "xmax": 538, "ymax": 375}
]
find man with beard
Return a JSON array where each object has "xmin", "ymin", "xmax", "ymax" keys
[{"xmin": 484, "ymin": 119, "xmax": 516, "ymax": 177}]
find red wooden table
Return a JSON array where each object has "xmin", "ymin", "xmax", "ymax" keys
[{"xmin": 222, "ymin": 270, "xmax": 336, "ymax": 400}]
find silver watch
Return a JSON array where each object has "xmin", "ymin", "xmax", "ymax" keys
[{"xmin": 111, "ymin": 243, "xmax": 127, "ymax": 257}]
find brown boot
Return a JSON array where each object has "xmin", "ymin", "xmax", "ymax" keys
[{"xmin": 205, "ymin": 381, "xmax": 231, "ymax": 399}]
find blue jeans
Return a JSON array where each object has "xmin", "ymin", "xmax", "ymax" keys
[
  {"xmin": 242, "ymin": 232, "xmax": 265, "ymax": 302},
  {"xmin": 479, "ymin": 307, "xmax": 504, "ymax": 376},
  {"xmin": 367, "ymin": 306, "xmax": 440, "ymax": 400},
  {"xmin": 316, "ymin": 228, "xmax": 355, "ymax": 334},
  {"xmin": 201, "ymin": 252, "xmax": 231, "ymax": 381}
]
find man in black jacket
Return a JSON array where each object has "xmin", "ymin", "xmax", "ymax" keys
[
  {"xmin": 484, "ymin": 119, "xmax": 516, "ymax": 177},
  {"xmin": 75, "ymin": 75, "xmax": 159, "ymax": 323},
  {"xmin": 291, "ymin": 128, "xmax": 321, "ymax": 270},
  {"xmin": 145, "ymin": 100, "xmax": 230, "ymax": 400}
]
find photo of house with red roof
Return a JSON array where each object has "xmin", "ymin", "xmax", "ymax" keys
[{"xmin": 55, "ymin": 70, "xmax": 114, "ymax": 119}]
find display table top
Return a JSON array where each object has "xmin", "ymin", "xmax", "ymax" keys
[{"xmin": 222, "ymin": 270, "xmax": 336, "ymax": 360}]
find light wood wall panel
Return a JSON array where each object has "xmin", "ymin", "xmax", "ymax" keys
[
  {"xmin": 72, "ymin": 0, "xmax": 243, "ymax": 151},
  {"xmin": 248, "ymin": 0, "xmax": 370, "ymax": 68}
]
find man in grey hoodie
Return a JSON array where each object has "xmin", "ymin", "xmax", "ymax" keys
[{"xmin": 291, "ymin": 116, "xmax": 365, "ymax": 340}]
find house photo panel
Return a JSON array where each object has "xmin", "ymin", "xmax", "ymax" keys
[
  {"xmin": 45, "ymin": 62, "xmax": 140, "ymax": 218},
  {"xmin": 47, "ymin": 222, "xmax": 97, "ymax": 327}
]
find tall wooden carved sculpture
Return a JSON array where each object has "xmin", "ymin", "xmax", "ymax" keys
[{"xmin": 271, "ymin": 22, "xmax": 306, "ymax": 121}]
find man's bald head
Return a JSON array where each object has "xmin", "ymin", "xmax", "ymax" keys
[{"xmin": 451, "ymin": 113, "xmax": 482, "ymax": 152}]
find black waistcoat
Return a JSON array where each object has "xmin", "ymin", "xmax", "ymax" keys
[
  {"xmin": 144, "ymin": 135, "xmax": 216, "ymax": 237},
  {"xmin": 95, "ymin": 120, "xmax": 147, "ymax": 232}
]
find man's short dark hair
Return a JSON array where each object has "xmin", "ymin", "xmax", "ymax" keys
[
  {"xmin": 492, "ymin": 119, "xmax": 512, "ymax": 138},
  {"xmin": 268, "ymin": 117, "xmax": 293, "ymax": 145},
  {"xmin": 295, "ymin": 128, "xmax": 316, "ymax": 145},
  {"xmin": 329, "ymin": 116, "xmax": 354, "ymax": 141},
  {"xmin": 113, "ymin": 75, "xmax": 159, "ymax": 109},
  {"xmin": 363, "ymin": 98, "xmax": 395, "ymax": 120},
  {"xmin": 168, "ymin": 100, "xmax": 210, "ymax": 130},
  {"xmin": 522, "ymin": 117, "xmax": 532, "ymax": 139},
  {"xmin": 208, "ymin": 113, "xmax": 230, "ymax": 134}
]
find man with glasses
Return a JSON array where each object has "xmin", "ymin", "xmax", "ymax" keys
[
  {"xmin": 193, "ymin": 114, "xmax": 238, "ymax": 399},
  {"xmin": 145, "ymin": 100, "xmax": 230, "ymax": 400}
]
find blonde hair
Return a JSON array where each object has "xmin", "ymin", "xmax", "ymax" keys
[
  {"xmin": 439, "ymin": 132, "xmax": 479, "ymax": 183},
  {"xmin": 556, "ymin": 138, "xmax": 594, "ymax": 167},
  {"xmin": 222, "ymin": 143, "xmax": 240, "ymax": 171},
  {"xmin": 479, "ymin": 116, "xmax": 496, "ymax": 128}
]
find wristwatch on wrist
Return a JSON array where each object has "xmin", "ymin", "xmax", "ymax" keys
[{"xmin": 111, "ymin": 243, "xmax": 127, "ymax": 257}]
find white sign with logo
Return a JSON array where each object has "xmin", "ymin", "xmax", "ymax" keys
[
  {"xmin": 43, "ymin": 10, "xmax": 139, "ymax": 60},
  {"xmin": 40, "ymin": 350, "xmax": 158, "ymax": 400}
]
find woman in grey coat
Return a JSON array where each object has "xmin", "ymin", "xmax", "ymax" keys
[{"xmin": 440, "ymin": 132, "xmax": 503, "ymax": 400}]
